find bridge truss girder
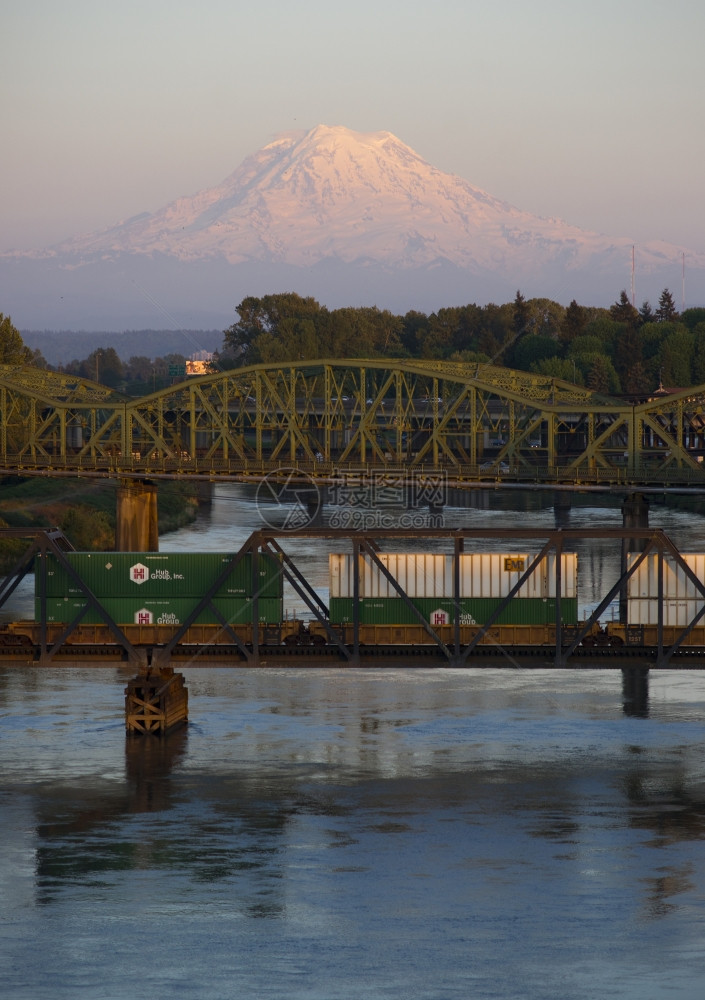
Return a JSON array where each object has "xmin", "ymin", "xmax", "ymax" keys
[{"xmin": 1, "ymin": 361, "xmax": 705, "ymax": 485}]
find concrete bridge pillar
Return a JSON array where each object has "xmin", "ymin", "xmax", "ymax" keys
[
  {"xmin": 306, "ymin": 484, "xmax": 326, "ymax": 526},
  {"xmin": 116, "ymin": 480, "xmax": 159, "ymax": 552},
  {"xmin": 553, "ymin": 490, "xmax": 572, "ymax": 528},
  {"xmin": 622, "ymin": 492, "xmax": 650, "ymax": 537},
  {"xmin": 196, "ymin": 480, "xmax": 214, "ymax": 506}
]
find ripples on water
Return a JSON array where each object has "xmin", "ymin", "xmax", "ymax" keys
[
  {"xmin": 2, "ymin": 668, "xmax": 705, "ymax": 1000},
  {"xmin": 1, "ymin": 488, "xmax": 705, "ymax": 999}
]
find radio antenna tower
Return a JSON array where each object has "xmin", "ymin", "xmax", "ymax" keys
[
  {"xmin": 682, "ymin": 252, "xmax": 686, "ymax": 311},
  {"xmin": 631, "ymin": 245, "xmax": 635, "ymax": 307}
]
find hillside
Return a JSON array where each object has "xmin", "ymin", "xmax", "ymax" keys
[{"xmin": 21, "ymin": 329, "xmax": 224, "ymax": 366}]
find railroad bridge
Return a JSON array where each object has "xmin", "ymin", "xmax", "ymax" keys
[{"xmin": 2, "ymin": 359, "xmax": 705, "ymax": 544}]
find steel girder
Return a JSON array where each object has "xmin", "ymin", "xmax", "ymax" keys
[{"xmin": 1, "ymin": 361, "xmax": 705, "ymax": 485}]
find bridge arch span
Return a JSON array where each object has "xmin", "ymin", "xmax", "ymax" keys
[{"xmin": 1, "ymin": 360, "xmax": 704, "ymax": 487}]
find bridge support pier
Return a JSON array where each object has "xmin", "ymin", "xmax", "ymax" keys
[
  {"xmin": 125, "ymin": 666, "xmax": 188, "ymax": 734},
  {"xmin": 553, "ymin": 490, "xmax": 572, "ymax": 528},
  {"xmin": 196, "ymin": 480, "xmax": 214, "ymax": 506},
  {"xmin": 116, "ymin": 480, "xmax": 159, "ymax": 552},
  {"xmin": 307, "ymin": 484, "xmax": 326, "ymax": 526}
]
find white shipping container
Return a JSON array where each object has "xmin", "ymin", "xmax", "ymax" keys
[
  {"xmin": 627, "ymin": 598, "xmax": 705, "ymax": 627},
  {"xmin": 627, "ymin": 553, "xmax": 705, "ymax": 601},
  {"xmin": 329, "ymin": 553, "xmax": 453, "ymax": 598},
  {"xmin": 377, "ymin": 553, "xmax": 453, "ymax": 598},
  {"xmin": 458, "ymin": 552, "xmax": 576, "ymax": 598},
  {"xmin": 329, "ymin": 552, "xmax": 577, "ymax": 599}
]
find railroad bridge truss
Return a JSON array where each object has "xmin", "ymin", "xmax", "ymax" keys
[
  {"xmin": 2, "ymin": 525, "xmax": 705, "ymax": 670},
  {"xmin": 2, "ymin": 360, "xmax": 705, "ymax": 487}
]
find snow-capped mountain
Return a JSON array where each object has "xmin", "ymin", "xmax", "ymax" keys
[{"xmin": 2, "ymin": 125, "xmax": 703, "ymax": 330}]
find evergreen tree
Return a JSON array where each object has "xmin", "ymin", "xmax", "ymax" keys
[
  {"xmin": 586, "ymin": 354, "xmax": 620, "ymax": 394},
  {"xmin": 614, "ymin": 325, "xmax": 643, "ymax": 390},
  {"xmin": 477, "ymin": 326, "xmax": 501, "ymax": 363},
  {"xmin": 655, "ymin": 288, "xmax": 678, "ymax": 323},
  {"xmin": 610, "ymin": 290, "xmax": 639, "ymax": 328},
  {"xmin": 560, "ymin": 299, "xmax": 587, "ymax": 345},
  {"xmin": 512, "ymin": 290, "xmax": 530, "ymax": 337},
  {"xmin": 639, "ymin": 301, "xmax": 654, "ymax": 324},
  {"xmin": 692, "ymin": 325, "xmax": 705, "ymax": 385},
  {"xmin": 400, "ymin": 311, "xmax": 429, "ymax": 356},
  {"xmin": 622, "ymin": 360, "xmax": 650, "ymax": 396},
  {"xmin": 0, "ymin": 313, "xmax": 33, "ymax": 364}
]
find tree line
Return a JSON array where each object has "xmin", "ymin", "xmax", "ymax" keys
[
  {"xmin": 0, "ymin": 316, "xmax": 192, "ymax": 395},
  {"xmin": 219, "ymin": 289, "xmax": 705, "ymax": 396},
  {"xmin": 4, "ymin": 288, "xmax": 705, "ymax": 398},
  {"xmin": 56, "ymin": 349, "xmax": 194, "ymax": 394}
]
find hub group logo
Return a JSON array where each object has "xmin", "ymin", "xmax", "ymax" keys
[{"xmin": 130, "ymin": 562, "xmax": 149, "ymax": 585}]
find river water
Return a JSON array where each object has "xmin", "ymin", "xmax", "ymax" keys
[{"xmin": 1, "ymin": 486, "xmax": 705, "ymax": 999}]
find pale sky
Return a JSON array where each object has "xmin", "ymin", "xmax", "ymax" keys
[{"xmin": 2, "ymin": 0, "xmax": 704, "ymax": 254}]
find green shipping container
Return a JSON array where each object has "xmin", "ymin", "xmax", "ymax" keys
[
  {"xmin": 328, "ymin": 597, "xmax": 578, "ymax": 626},
  {"xmin": 38, "ymin": 552, "xmax": 283, "ymax": 599},
  {"xmin": 38, "ymin": 596, "xmax": 283, "ymax": 627}
]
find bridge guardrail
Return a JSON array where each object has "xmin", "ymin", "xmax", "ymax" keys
[{"xmin": 2, "ymin": 452, "xmax": 705, "ymax": 487}]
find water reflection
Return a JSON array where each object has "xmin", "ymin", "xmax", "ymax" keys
[
  {"xmin": 124, "ymin": 726, "xmax": 189, "ymax": 812},
  {"xmin": 33, "ymin": 725, "xmax": 294, "ymax": 916},
  {"xmin": 4, "ymin": 480, "xmax": 705, "ymax": 998},
  {"xmin": 1, "ymin": 663, "xmax": 702, "ymax": 998},
  {"xmin": 622, "ymin": 668, "xmax": 650, "ymax": 718},
  {"xmin": 21, "ymin": 668, "xmax": 705, "ymax": 928}
]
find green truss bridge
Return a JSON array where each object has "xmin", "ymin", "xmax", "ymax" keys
[{"xmin": 2, "ymin": 359, "xmax": 705, "ymax": 490}]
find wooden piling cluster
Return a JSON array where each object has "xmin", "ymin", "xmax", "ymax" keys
[{"xmin": 125, "ymin": 667, "xmax": 188, "ymax": 734}]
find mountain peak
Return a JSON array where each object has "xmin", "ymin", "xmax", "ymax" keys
[
  {"xmin": 263, "ymin": 124, "xmax": 412, "ymax": 158},
  {"xmin": 3, "ymin": 124, "xmax": 704, "ymax": 330},
  {"xmin": 47, "ymin": 124, "xmax": 528, "ymax": 269}
]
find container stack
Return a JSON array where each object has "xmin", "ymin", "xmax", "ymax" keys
[
  {"xmin": 329, "ymin": 552, "xmax": 578, "ymax": 625},
  {"xmin": 36, "ymin": 552, "xmax": 283, "ymax": 626}
]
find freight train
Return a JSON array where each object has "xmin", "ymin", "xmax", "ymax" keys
[{"xmin": 2, "ymin": 549, "xmax": 705, "ymax": 657}]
